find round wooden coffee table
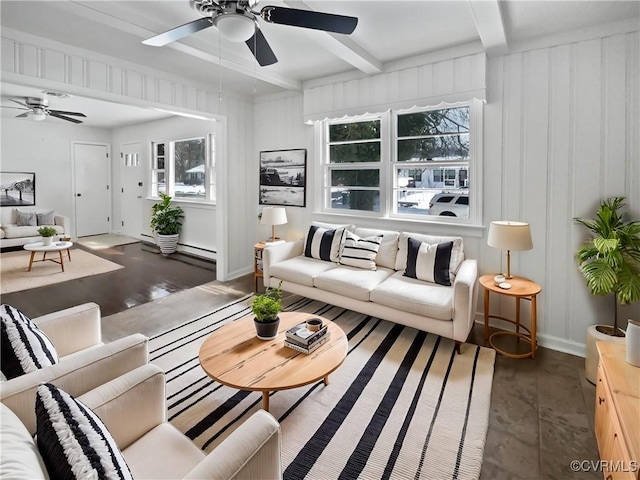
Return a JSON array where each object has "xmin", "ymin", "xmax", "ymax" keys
[
  {"xmin": 24, "ymin": 241, "xmax": 73, "ymax": 272},
  {"xmin": 199, "ymin": 311, "xmax": 348, "ymax": 411}
]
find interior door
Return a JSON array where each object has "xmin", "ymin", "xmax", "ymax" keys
[
  {"xmin": 120, "ymin": 142, "xmax": 144, "ymax": 238},
  {"xmin": 74, "ymin": 143, "xmax": 110, "ymax": 237}
]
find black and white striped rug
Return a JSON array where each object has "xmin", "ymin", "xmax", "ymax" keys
[{"xmin": 150, "ymin": 294, "xmax": 495, "ymax": 480}]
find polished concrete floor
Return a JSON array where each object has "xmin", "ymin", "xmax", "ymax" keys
[{"xmin": 3, "ymin": 242, "xmax": 600, "ymax": 479}]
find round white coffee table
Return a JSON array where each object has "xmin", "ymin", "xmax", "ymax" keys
[{"xmin": 24, "ymin": 241, "xmax": 73, "ymax": 272}]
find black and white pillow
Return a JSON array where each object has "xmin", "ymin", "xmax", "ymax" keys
[
  {"xmin": 304, "ymin": 226, "xmax": 345, "ymax": 262},
  {"xmin": 339, "ymin": 231, "xmax": 382, "ymax": 270},
  {"xmin": 403, "ymin": 238, "xmax": 454, "ymax": 286},
  {"xmin": 36, "ymin": 383, "xmax": 133, "ymax": 480},
  {"xmin": 0, "ymin": 304, "xmax": 59, "ymax": 380}
]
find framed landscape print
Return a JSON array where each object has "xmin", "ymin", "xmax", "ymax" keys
[
  {"xmin": 259, "ymin": 149, "xmax": 306, "ymax": 207},
  {"xmin": 0, "ymin": 172, "xmax": 35, "ymax": 207}
]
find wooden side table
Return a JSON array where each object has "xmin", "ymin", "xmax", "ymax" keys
[
  {"xmin": 254, "ymin": 242, "xmax": 267, "ymax": 292},
  {"xmin": 480, "ymin": 274, "xmax": 542, "ymax": 359}
]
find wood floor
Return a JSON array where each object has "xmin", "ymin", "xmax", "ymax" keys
[{"xmin": 1, "ymin": 241, "xmax": 601, "ymax": 479}]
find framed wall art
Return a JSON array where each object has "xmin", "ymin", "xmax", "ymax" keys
[
  {"xmin": 0, "ymin": 172, "xmax": 36, "ymax": 207},
  {"xmin": 259, "ymin": 148, "xmax": 306, "ymax": 207}
]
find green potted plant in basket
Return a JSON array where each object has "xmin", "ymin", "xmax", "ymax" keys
[
  {"xmin": 251, "ymin": 281, "xmax": 283, "ymax": 340},
  {"xmin": 37, "ymin": 226, "xmax": 57, "ymax": 246},
  {"xmin": 575, "ymin": 196, "xmax": 640, "ymax": 382},
  {"xmin": 150, "ymin": 193, "xmax": 184, "ymax": 256}
]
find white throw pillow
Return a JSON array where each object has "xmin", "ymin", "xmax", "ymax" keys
[
  {"xmin": 403, "ymin": 238, "xmax": 454, "ymax": 286},
  {"xmin": 339, "ymin": 231, "xmax": 382, "ymax": 270},
  {"xmin": 304, "ymin": 226, "xmax": 345, "ymax": 262},
  {"xmin": 395, "ymin": 232, "xmax": 464, "ymax": 280}
]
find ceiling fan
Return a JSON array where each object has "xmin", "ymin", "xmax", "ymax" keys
[
  {"xmin": 142, "ymin": 0, "xmax": 358, "ymax": 66},
  {"xmin": 2, "ymin": 97, "xmax": 87, "ymax": 124}
]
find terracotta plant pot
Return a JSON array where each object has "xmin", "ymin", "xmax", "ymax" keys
[{"xmin": 254, "ymin": 317, "xmax": 280, "ymax": 340}]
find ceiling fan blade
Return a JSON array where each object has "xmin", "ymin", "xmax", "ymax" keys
[
  {"xmin": 1, "ymin": 106, "xmax": 29, "ymax": 110},
  {"xmin": 10, "ymin": 99, "xmax": 31, "ymax": 108},
  {"xmin": 245, "ymin": 27, "xmax": 278, "ymax": 66},
  {"xmin": 50, "ymin": 109, "xmax": 87, "ymax": 117},
  {"xmin": 260, "ymin": 6, "xmax": 358, "ymax": 34},
  {"xmin": 49, "ymin": 112, "xmax": 83, "ymax": 124},
  {"xmin": 142, "ymin": 17, "xmax": 214, "ymax": 46},
  {"xmin": 16, "ymin": 113, "xmax": 30, "ymax": 118}
]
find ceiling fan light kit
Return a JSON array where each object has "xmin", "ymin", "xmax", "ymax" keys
[
  {"xmin": 1, "ymin": 97, "xmax": 87, "ymax": 124},
  {"xmin": 143, "ymin": 0, "xmax": 358, "ymax": 66}
]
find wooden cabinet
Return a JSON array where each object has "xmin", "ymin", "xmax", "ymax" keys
[
  {"xmin": 253, "ymin": 242, "xmax": 266, "ymax": 292},
  {"xmin": 595, "ymin": 342, "xmax": 639, "ymax": 480}
]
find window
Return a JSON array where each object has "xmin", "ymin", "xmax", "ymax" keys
[
  {"xmin": 151, "ymin": 134, "xmax": 215, "ymax": 202},
  {"xmin": 322, "ymin": 101, "xmax": 480, "ymax": 223}
]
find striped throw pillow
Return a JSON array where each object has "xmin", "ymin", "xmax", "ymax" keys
[
  {"xmin": 304, "ymin": 226, "xmax": 345, "ymax": 262},
  {"xmin": 403, "ymin": 238, "xmax": 454, "ymax": 286},
  {"xmin": 36, "ymin": 383, "xmax": 133, "ymax": 480},
  {"xmin": 0, "ymin": 304, "xmax": 58, "ymax": 380},
  {"xmin": 339, "ymin": 231, "xmax": 382, "ymax": 270}
]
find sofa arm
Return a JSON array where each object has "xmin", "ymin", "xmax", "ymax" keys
[
  {"xmin": 263, "ymin": 238, "xmax": 304, "ymax": 284},
  {"xmin": 34, "ymin": 302, "xmax": 101, "ymax": 357},
  {"xmin": 79, "ymin": 364, "xmax": 166, "ymax": 451},
  {"xmin": 0, "ymin": 333, "xmax": 148, "ymax": 435},
  {"xmin": 55, "ymin": 214, "xmax": 71, "ymax": 238},
  {"xmin": 184, "ymin": 410, "xmax": 282, "ymax": 480},
  {"xmin": 452, "ymin": 259, "xmax": 479, "ymax": 342}
]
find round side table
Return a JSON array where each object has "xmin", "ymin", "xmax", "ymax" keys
[{"xmin": 480, "ymin": 274, "xmax": 542, "ymax": 359}]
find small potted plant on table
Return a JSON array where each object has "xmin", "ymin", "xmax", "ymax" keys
[
  {"xmin": 251, "ymin": 281, "xmax": 283, "ymax": 340},
  {"xmin": 37, "ymin": 226, "xmax": 57, "ymax": 246}
]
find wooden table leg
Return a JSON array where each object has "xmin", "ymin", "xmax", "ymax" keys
[
  {"xmin": 515, "ymin": 297, "xmax": 521, "ymax": 342},
  {"xmin": 27, "ymin": 251, "xmax": 36, "ymax": 271},
  {"xmin": 324, "ymin": 375, "xmax": 329, "ymax": 386},
  {"xmin": 484, "ymin": 288, "xmax": 490, "ymax": 340},
  {"xmin": 59, "ymin": 250, "xmax": 65, "ymax": 272},
  {"xmin": 262, "ymin": 391, "xmax": 269, "ymax": 411},
  {"xmin": 66, "ymin": 248, "xmax": 71, "ymax": 261},
  {"xmin": 531, "ymin": 295, "xmax": 537, "ymax": 358}
]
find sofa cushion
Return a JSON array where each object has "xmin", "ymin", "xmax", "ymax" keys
[
  {"xmin": 36, "ymin": 383, "xmax": 133, "ymax": 480},
  {"xmin": 36, "ymin": 210, "xmax": 55, "ymax": 226},
  {"xmin": 123, "ymin": 423, "xmax": 205, "ymax": 479},
  {"xmin": 0, "ymin": 403, "xmax": 48, "ymax": 479},
  {"xmin": 404, "ymin": 238, "xmax": 453, "ymax": 286},
  {"xmin": 269, "ymin": 256, "xmax": 337, "ymax": 287},
  {"xmin": 395, "ymin": 232, "xmax": 464, "ymax": 279},
  {"xmin": 1, "ymin": 224, "xmax": 63, "ymax": 239},
  {"xmin": 353, "ymin": 228, "xmax": 400, "ymax": 269},
  {"xmin": 0, "ymin": 228, "xmax": 4, "ymax": 239},
  {"xmin": 339, "ymin": 231, "xmax": 382, "ymax": 270},
  {"xmin": 315, "ymin": 266, "xmax": 394, "ymax": 302},
  {"xmin": 304, "ymin": 226, "xmax": 345, "ymax": 262},
  {"xmin": 1, "ymin": 304, "xmax": 59, "ymax": 380},
  {"xmin": 371, "ymin": 271, "xmax": 454, "ymax": 320},
  {"xmin": 15, "ymin": 210, "xmax": 36, "ymax": 226}
]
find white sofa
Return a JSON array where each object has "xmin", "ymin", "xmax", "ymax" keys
[
  {"xmin": 0, "ymin": 364, "xmax": 282, "ymax": 479},
  {"xmin": 0, "ymin": 207, "xmax": 70, "ymax": 248},
  {"xmin": 263, "ymin": 224, "xmax": 479, "ymax": 350},
  {"xmin": 0, "ymin": 302, "xmax": 149, "ymax": 433}
]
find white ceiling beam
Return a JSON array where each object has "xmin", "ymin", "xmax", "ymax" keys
[
  {"xmin": 283, "ymin": 1, "xmax": 382, "ymax": 74},
  {"xmin": 467, "ymin": 0, "xmax": 508, "ymax": 55},
  {"xmin": 57, "ymin": 1, "xmax": 301, "ymax": 91}
]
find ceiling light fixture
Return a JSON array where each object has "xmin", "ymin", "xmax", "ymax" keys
[
  {"xmin": 213, "ymin": 13, "xmax": 255, "ymax": 42},
  {"xmin": 31, "ymin": 108, "xmax": 47, "ymax": 121}
]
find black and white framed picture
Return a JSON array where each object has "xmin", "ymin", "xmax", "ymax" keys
[
  {"xmin": 0, "ymin": 172, "xmax": 36, "ymax": 207},
  {"xmin": 259, "ymin": 148, "xmax": 306, "ymax": 207}
]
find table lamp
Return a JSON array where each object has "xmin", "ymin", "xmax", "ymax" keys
[
  {"xmin": 487, "ymin": 221, "xmax": 533, "ymax": 279},
  {"xmin": 260, "ymin": 207, "xmax": 287, "ymax": 241}
]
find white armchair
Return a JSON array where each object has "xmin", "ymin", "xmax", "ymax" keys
[{"xmin": 0, "ymin": 302, "xmax": 149, "ymax": 433}]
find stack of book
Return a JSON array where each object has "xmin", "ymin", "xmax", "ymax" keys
[{"xmin": 284, "ymin": 321, "xmax": 330, "ymax": 354}]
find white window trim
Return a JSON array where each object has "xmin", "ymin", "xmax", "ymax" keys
[{"xmin": 317, "ymin": 100, "xmax": 483, "ymax": 229}]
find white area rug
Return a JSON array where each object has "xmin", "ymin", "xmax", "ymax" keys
[
  {"xmin": 76, "ymin": 234, "xmax": 139, "ymax": 250},
  {"xmin": 0, "ymin": 248, "xmax": 123, "ymax": 294},
  {"xmin": 150, "ymin": 295, "xmax": 496, "ymax": 480}
]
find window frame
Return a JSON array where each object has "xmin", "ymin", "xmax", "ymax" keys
[
  {"xmin": 320, "ymin": 99, "xmax": 482, "ymax": 227},
  {"xmin": 149, "ymin": 133, "xmax": 216, "ymax": 204}
]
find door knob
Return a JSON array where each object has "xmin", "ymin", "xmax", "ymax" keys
[{"xmin": 76, "ymin": 193, "xmax": 82, "ymax": 197}]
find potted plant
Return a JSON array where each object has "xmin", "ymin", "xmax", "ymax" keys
[
  {"xmin": 150, "ymin": 193, "xmax": 184, "ymax": 255},
  {"xmin": 251, "ymin": 281, "xmax": 283, "ymax": 340},
  {"xmin": 575, "ymin": 196, "xmax": 640, "ymax": 382},
  {"xmin": 37, "ymin": 226, "xmax": 57, "ymax": 246}
]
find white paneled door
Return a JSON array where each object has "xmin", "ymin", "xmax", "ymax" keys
[
  {"xmin": 74, "ymin": 143, "xmax": 110, "ymax": 237},
  {"xmin": 120, "ymin": 142, "xmax": 144, "ymax": 238}
]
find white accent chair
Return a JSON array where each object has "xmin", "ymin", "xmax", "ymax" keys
[{"xmin": 0, "ymin": 302, "xmax": 149, "ymax": 433}]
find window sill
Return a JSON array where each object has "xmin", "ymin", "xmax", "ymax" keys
[{"xmin": 146, "ymin": 197, "xmax": 216, "ymax": 209}]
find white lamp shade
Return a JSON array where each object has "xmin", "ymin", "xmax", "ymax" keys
[
  {"xmin": 213, "ymin": 13, "xmax": 255, "ymax": 42},
  {"xmin": 487, "ymin": 221, "xmax": 533, "ymax": 251},
  {"xmin": 260, "ymin": 207, "xmax": 287, "ymax": 226}
]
